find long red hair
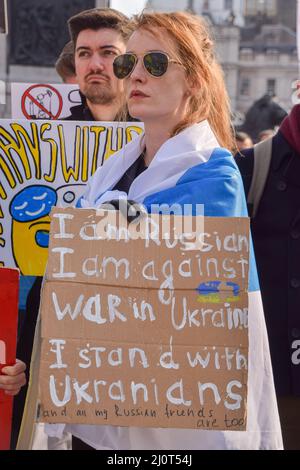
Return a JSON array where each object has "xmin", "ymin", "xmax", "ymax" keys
[{"xmin": 126, "ymin": 12, "xmax": 234, "ymax": 150}]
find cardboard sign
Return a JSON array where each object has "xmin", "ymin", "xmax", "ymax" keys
[
  {"xmin": 0, "ymin": 267, "xmax": 19, "ymax": 450},
  {"xmin": 11, "ymin": 83, "xmax": 82, "ymax": 120},
  {"xmin": 0, "ymin": 119, "xmax": 143, "ymax": 274},
  {"xmin": 39, "ymin": 207, "xmax": 250, "ymax": 431}
]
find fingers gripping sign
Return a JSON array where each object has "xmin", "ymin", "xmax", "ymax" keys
[{"xmin": 0, "ymin": 360, "xmax": 27, "ymax": 395}]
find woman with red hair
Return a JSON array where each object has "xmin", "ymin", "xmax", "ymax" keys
[{"xmin": 19, "ymin": 11, "xmax": 282, "ymax": 450}]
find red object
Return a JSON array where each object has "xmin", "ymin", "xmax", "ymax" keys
[
  {"xmin": 280, "ymin": 104, "xmax": 300, "ymax": 154},
  {"xmin": 21, "ymin": 83, "xmax": 63, "ymax": 120},
  {"xmin": 0, "ymin": 267, "xmax": 19, "ymax": 450}
]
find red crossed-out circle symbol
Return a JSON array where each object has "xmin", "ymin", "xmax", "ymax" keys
[{"xmin": 21, "ymin": 84, "xmax": 63, "ymax": 120}]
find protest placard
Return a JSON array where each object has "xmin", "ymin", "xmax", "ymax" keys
[
  {"xmin": 11, "ymin": 83, "xmax": 82, "ymax": 120},
  {"xmin": 38, "ymin": 207, "xmax": 250, "ymax": 431},
  {"xmin": 0, "ymin": 119, "xmax": 143, "ymax": 274},
  {"xmin": 0, "ymin": 267, "xmax": 19, "ymax": 450}
]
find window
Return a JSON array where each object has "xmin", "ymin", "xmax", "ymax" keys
[
  {"xmin": 245, "ymin": 0, "xmax": 276, "ymax": 16},
  {"xmin": 265, "ymin": 0, "xmax": 277, "ymax": 15},
  {"xmin": 240, "ymin": 48, "xmax": 254, "ymax": 61},
  {"xmin": 225, "ymin": 0, "xmax": 233, "ymax": 10},
  {"xmin": 267, "ymin": 79, "xmax": 276, "ymax": 95},
  {"xmin": 240, "ymin": 78, "xmax": 250, "ymax": 96},
  {"xmin": 266, "ymin": 49, "xmax": 279, "ymax": 62}
]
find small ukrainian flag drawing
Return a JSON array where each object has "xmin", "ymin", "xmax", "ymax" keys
[{"xmin": 196, "ymin": 281, "xmax": 240, "ymax": 303}]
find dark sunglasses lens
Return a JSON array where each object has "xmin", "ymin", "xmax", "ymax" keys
[
  {"xmin": 144, "ymin": 52, "xmax": 168, "ymax": 77},
  {"xmin": 113, "ymin": 54, "xmax": 136, "ymax": 79}
]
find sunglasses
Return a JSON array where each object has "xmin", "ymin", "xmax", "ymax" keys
[{"xmin": 113, "ymin": 51, "xmax": 182, "ymax": 79}]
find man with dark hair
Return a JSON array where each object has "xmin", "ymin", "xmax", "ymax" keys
[
  {"xmin": 65, "ymin": 8, "xmax": 129, "ymax": 121},
  {"xmin": 55, "ymin": 41, "xmax": 76, "ymax": 84},
  {"xmin": 68, "ymin": 7, "xmax": 128, "ymax": 44}
]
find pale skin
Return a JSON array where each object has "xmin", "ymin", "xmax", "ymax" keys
[
  {"xmin": 124, "ymin": 28, "xmax": 194, "ymax": 166},
  {"xmin": 236, "ymin": 137, "xmax": 253, "ymax": 151},
  {"xmin": 0, "ymin": 359, "xmax": 26, "ymax": 396},
  {"xmin": 75, "ymin": 28, "xmax": 126, "ymax": 121},
  {"xmin": 63, "ymin": 75, "xmax": 78, "ymax": 85}
]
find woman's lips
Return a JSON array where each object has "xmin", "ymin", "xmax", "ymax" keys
[{"xmin": 129, "ymin": 90, "xmax": 149, "ymax": 98}]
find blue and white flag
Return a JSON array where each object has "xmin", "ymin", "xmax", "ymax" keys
[
  {"xmin": 78, "ymin": 120, "xmax": 244, "ymax": 217},
  {"xmin": 51, "ymin": 121, "xmax": 282, "ymax": 449}
]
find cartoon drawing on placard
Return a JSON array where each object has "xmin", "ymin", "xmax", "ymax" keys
[
  {"xmin": 0, "ymin": 120, "xmax": 144, "ymax": 274},
  {"xmin": 197, "ymin": 281, "xmax": 240, "ymax": 303},
  {"xmin": 9, "ymin": 184, "xmax": 86, "ymax": 274},
  {"xmin": 9, "ymin": 185, "xmax": 57, "ymax": 274}
]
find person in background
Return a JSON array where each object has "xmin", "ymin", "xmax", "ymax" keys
[
  {"xmin": 18, "ymin": 11, "xmax": 282, "ymax": 450},
  {"xmin": 258, "ymin": 129, "xmax": 275, "ymax": 142},
  {"xmin": 236, "ymin": 104, "xmax": 300, "ymax": 450},
  {"xmin": 65, "ymin": 7, "xmax": 130, "ymax": 121},
  {"xmin": 235, "ymin": 131, "xmax": 253, "ymax": 151},
  {"xmin": 55, "ymin": 41, "xmax": 77, "ymax": 84},
  {"xmin": 238, "ymin": 93, "xmax": 287, "ymax": 143}
]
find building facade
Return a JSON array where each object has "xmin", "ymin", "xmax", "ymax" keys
[
  {"xmin": 0, "ymin": 0, "xmax": 298, "ymax": 119},
  {"xmin": 146, "ymin": 0, "xmax": 246, "ymax": 26},
  {"xmin": 244, "ymin": 0, "xmax": 296, "ymax": 31},
  {"xmin": 237, "ymin": 22, "xmax": 298, "ymax": 113},
  {"xmin": 146, "ymin": 0, "xmax": 297, "ymax": 115}
]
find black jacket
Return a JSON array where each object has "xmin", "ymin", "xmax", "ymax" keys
[
  {"xmin": 64, "ymin": 93, "xmax": 95, "ymax": 121},
  {"xmin": 236, "ymin": 130, "xmax": 300, "ymax": 396},
  {"xmin": 65, "ymin": 92, "xmax": 134, "ymax": 122}
]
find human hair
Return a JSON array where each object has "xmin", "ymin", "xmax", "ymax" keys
[
  {"xmin": 55, "ymin": 41, "xmax": 75, "ymax": 82},
  {"xmin": 125, "ymin": 12, "xmax": 234, "ymax": 150},
  {"xmin": 235, "ymin": 131, "xmax": 252, "ymax": 143},
  {"xmin": 68, "ymin": 8, "xmax": 129, "ymax": 47},
  {"xmin": 258, "ymin": 129, "xmax": 275, "ymax": 141}
]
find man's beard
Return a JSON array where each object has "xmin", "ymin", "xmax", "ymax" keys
[{"xmin": 83, "ymin": 82, "xmax": 117, "ymax": 105}]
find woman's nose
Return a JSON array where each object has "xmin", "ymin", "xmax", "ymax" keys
[{"xmin": 130, "ymin": 57, "xmax": 147, "ymax": 81}]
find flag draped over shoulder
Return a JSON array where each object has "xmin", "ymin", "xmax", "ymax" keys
[
  {"xmin": 78, "ymin": 120, "xmax": 244, "ymax": 217},
  {"xmin": 18, "ymin": 121, "xmax": 283, "ymax": 450}
]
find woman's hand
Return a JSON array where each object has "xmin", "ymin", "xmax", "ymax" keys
[{"xmin": 0, "ymin": 359, "xmax": 26, "ymax": 396}]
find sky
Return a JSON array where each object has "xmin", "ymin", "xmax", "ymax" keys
[{"xmin": 110, "ymin": 0, "xmax": 148, "ymax": 17}]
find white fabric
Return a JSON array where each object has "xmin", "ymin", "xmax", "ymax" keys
[{"xmin": 79, "ymin": 120, "xmax": 218, "ymax": 207}]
